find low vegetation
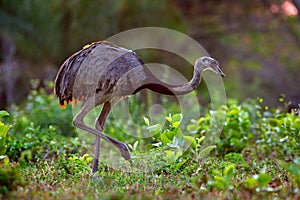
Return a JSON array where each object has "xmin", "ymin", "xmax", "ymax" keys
[{"xmin": 0, "ymin": 83, "xmax": 299, "ymax": 199}]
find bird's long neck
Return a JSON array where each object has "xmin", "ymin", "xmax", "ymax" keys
[
  {"xmin": 135, "ymin": 64, "xmax": 203, "ymax": 96},
  {"xmin": 169, "ymin": 67, "xmax": 202, "ymax": 95}
]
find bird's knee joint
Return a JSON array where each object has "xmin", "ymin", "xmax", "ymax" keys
[
  {"xmin": 95, "ymin": 122, "xmax": 103, "ymax": 131},
  {"xmin": 94, "ymin": 117, "xmax": 105, "ymax": 130},
  {"xmin": 73, "ymin": 118, "xmax": 83, "ymax": 127}
]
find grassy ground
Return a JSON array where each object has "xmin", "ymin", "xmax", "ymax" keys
[{"xmin": 0, "ymin": 86, "xmax": 299, "ymax": 199}]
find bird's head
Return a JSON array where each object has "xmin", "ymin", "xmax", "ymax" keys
[{"xmin": 195, "ymin": 56, "xmax": 225, "ymax": 78}]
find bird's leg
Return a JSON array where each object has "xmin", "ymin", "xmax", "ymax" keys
[
  {"xmin": 73, "ymin": 101, "xmax": 131, "ymax": 170},
  {"xmin": 92, "ymin": 102, "xmax": 111, "ymax": 173}
]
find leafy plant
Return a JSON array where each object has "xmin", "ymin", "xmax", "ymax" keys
[
  {"xmin": 208, "ymin": 164, "xmax": 236, "ymax": 190},
  {"xmin": 243, "ymin": 173, "xmax": 272, "ymax": 189},
  {"xmin": 280, "ymin": 157, "xmax": 300, "ymax": 187},
  {"xmin": 1, "ymin": 84, "xmax": 300, "ymax": 199},
  {"xmin": 9, "ymin": 80, "xmax": 75, "ymax": 137},
  {"xmin": 3, "ymin": 82, "xmax": 85, "ymax": 162},
  {"xmin": 58, "ymin": 153, "xmax": 92, "ymax": 178},
  {"xmin": 0, "ymin": 110, "xmax": 11, "ymax": 156},
  {"xmin": 0, "ymin": 164, "xmax": 22, "ymax": 195}
]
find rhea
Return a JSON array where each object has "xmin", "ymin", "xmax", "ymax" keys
[{"xmin": 54, "ymin": 41, "xmax": 225, "ymax": 173}]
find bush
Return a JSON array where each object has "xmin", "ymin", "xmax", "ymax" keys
[
  {"xmin": 0, "ymin": 110, "xmax": 11, "ymax": 156},
  {"xmin": 9, "ymin": 81, "xmax": 75, "ymax": 137},
  {"xmin": 1, "ymin": 82, "xmax": 300, "ymax": 198},
  {"xmin": 3, "ymin": 82, "xmax": 84, "ymax": 162}
]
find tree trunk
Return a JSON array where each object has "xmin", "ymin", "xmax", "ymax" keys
[{"xmin": 0, "ymin": 34, "xmax": 19, "ymax": 107}]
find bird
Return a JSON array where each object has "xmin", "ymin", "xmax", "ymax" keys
[{"xmin": 54, "ymin": 41, "xmax": 225, "ymax": 173}]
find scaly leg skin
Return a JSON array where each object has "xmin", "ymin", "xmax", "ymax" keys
[
  {"xmin": 92, "ymin": 102, "xmax": 112, "ymax": 173},
  {"xmin": 73, "ymin": 100, "xmax": 131, "ymax": 173}
]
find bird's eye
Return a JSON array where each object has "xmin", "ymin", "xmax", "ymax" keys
[
  {"xmin": 203, "ymin": 58, "xmax": 209, "ymax": 64},
  {"xmin": 212, "ymin": 60, "xmax": 218, "ymax": 66}
]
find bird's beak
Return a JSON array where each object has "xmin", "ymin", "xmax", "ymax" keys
[{"xmin": 214, "ymin": 66, "xmax": 226, "ymax": 78}]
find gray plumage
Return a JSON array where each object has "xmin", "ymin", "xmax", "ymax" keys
[{"xmin": 55, "ymin": 41, "xmax": 146, "ymax": 107}]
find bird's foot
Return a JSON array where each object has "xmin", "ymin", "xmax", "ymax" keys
[{"xmin": 89, "ymin": 171, "xmax": 103, "ymax": 185}]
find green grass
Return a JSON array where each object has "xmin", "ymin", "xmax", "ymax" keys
[{"xmin": 0, "ymin": 83, "xmax": 299, "ymax": 199}]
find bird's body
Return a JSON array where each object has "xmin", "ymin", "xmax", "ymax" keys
[
  {"xmin": 54, "ymin": 41, "xmax": 225, "ymax": 173},
  {"xmin": 55, "ymin": 41, "xmax": 144, "ymax": 106},
  {"xmin": 55, "ymin": 41, "xmax": 175, "ymax": 108}
]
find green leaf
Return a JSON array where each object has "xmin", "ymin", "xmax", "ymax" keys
[
  {"xmin": 174, "ymin": 159, "xmax": 186, "ymax": 170},
  {"xmin": 166, "ymin": 116, "xmax": 172, "ymax": 123},
  {"xmin": 257, "ymin": 173, "xmax": 272, "ymax": 187},
  {"xmin": 187, "ymin": 123, "xmax": 198, "ymax": 134},
  {"xmin": 160, "ymin": 133, "xmax": 172, "ymax": 144},
  {"xmin": 243, "ymin": 177, "xmax": 258, "ymax": 189},
  {"xmin": 0, "ymin": 123, "xmax": 11, "ymax": 156},
  {"xmin": 198, "ymin": 145, "xmax": 216, "ymax": 158},
  {"xmin": 21, "ymin": 150, "xmax": 32, "ymax": 160},
  {"xmin": 213, "ymin": 176, "xmax": 226, "ymax": 189},
  {"xmin": 85, "ymin": 157, "xmax": 93, "ymax": 164},
  {"xmin": 165, "ymin": 130, "xmax": 176, "ymax": 140},
  {"xmin": 172, "ymin": 114, "xmax": 183, "ymax": 123},
  {"xmin": 175, "ymin": 151, "xmax": 182, "ymax": 159},
  {"xmin": 224, "ymin": 153, "xmax": 244, "ymax": 164},
  {"xmin": 0, "ymin": 111, "xmax": 9, "ymax": 118},
  {"xmin": 164, "ymin": 150, "xmax": 175, "ymax": 161},
  {"xmin": 224, "ymin": 164, "xmax": 235, "ymax": 183},
  {"xmin": 164, "ymin": 150, "xmax": 182, "ymax": 164},
  {"xmin": 198, "ymin": 117, "xmax": 209, "ymax": 124},
  {"xmin": 143, "ymin": 116, "xmax": 150, "ymax": 126},
  {"xmin": 228, "ymin": 107, "xmax": 241, "ymax": 116},
  {"xmin": 183, "ymin": 136, "xmax": 197, "ymax": 148},
  {"xmin": 278, "ymin": 97, "xmax": 285, "ymax": 103},
  {"xmin": 172, "ymin": 121, "xmax": 181, "ymax": 128},
  {"xmin": 147, "ymin": 124, "xmax": 161, "ymax": 136},
  {"xmin": 133, "ymin": 140, "xmax": 139, "ymax": 151},
  {"xmin": 269, "ymin": 119, "xmax": 280, "ymax": 127},
  {"xmin": 146, "ymin": 144, "xmax": 155, "ymax": 151},
  {"xmin": 280, "ymin": 161, "xmax": 300, "ymax": 185},
  {"xmin": 196, "ymin": 136, "xmax": 205, "ymax": 144},
  {"xmin": 0, "ymin": 143, "xmax": 7, "ymax": 155}
]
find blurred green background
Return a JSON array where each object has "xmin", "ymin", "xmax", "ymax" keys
[{"xmin": 1, "ymin": 0, "xmax": 300, "ymax": 109}]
